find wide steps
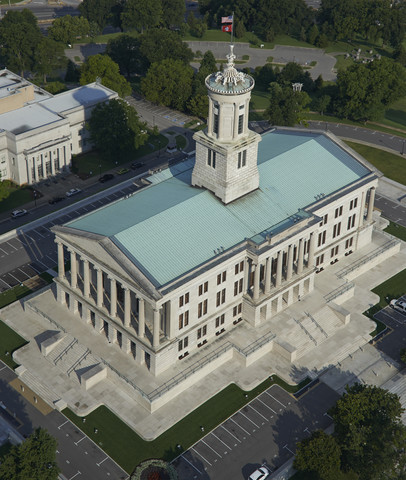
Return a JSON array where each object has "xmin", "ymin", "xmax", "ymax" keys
[{"xmin": 18, "ymin": 369, "xmax": 60, "ymax": 407}]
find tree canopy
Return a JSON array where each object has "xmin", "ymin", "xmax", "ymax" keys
[
  {"xmin": 0, "ymin": 9, "xmax": 42, "ymax": 77},
  {"xmin": 266, "ymin": 82, "xmax": 310, "ymax": 126},
  {"xmin": 48, "ymin": 15, "xmax": 93, "ymax": 45},
  {"xmin": 161, "ymin": 0, "xmax": 185, "ymax": 29},
  {"xmin": 106, "ymin": 35, "xmax": 145, "ymax": 78},
  {"xmin": 79, "ymin": 0, "xmax": 118, "ymax": 30},
  {"xmin": 121, "ymin": 0, "xmax": 162, "ymax": 32},
  {"xmin": 87, "ymin": 98, "xmax": 148, "ymax": 158},
  {"xmin": 80, "ymin": 54, "xmax": 132, "ymax": 97},
  {"xmin": 0, "ymin": 428, "xmax": 59, "ymax": 480},
  {"xmin": 34, "ymin": 38, "xmax": 67, "ymax": 84}
]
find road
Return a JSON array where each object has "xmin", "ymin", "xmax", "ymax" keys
[
  {"xmin": 0, "ymin": 3, "xmax": 79, "ymax": 21},
  {"xmin": 0, "ymin": 360, "xmax": 128, "ymax": 479}
]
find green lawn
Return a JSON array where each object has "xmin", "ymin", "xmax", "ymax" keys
[
  {"xmin": 0, "ymin": 284, "xmax": 32, "ymax": 310},
  {"xmin": 250, "ymin": 88, "xmax": 270, "ymax": 110},
  {"xmin": 64, "ymin": 375, "xmax": 309, "ymax": 473},
  {"xmin": 378, "ymin": 96, "xmax": 406, "ymax": 131},
  {"xmin": 333, "ymin": 54, "xmax": 354, "ymax": 71},
  {"xmin": 384, "ymin": 221, "xmax": 406, "ymax": 242},
  {"xmin": 344, "ymin": 141, "xmax": 406, "ymax": 185},
  {"xmin": 0, "ymin": 318, "xmax": 28, "ymax": 369},
  {"xmin": 0, "ymin": 186, "xmax": 35, "ymax": 213},
  {"xmin": 175, "ymin": 135, "xmax": 186, "ymax": 150}
]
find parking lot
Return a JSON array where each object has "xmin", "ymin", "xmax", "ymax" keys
[{"xmin": 173, "ymin": 383, "xmax": 339, "ymax": 480}]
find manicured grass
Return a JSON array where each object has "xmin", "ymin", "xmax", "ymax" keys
[
  {"xmin": 333, "ymin": 54, "xmax": 354, "ymax": 71},
  {"xmin": 0, "ymin": 186, "xmax": 34, "ymax": 213},
  {"xmin": 379, "ymin": 96, "xmax": 406, "ymax": 131},
  {"xmin": 251, "ymin": 88, "xmax": 270, "ymax": 111},
  {"xmin": 64, "ymin": 375, "xmax": 309, "ymax": 472},
  {"xmin": 384, "ymin": 221, "xmax": 406, "ymax": 242},
  {"xmin": 0, "ymin": 284, "xmax": 32, "ymax": 310},
  {"xmin": 175, "ymin": 135, "xmax": 186, "ymax": 150},
  {"xmin": 0, "ymin": 318, "xmax": 28, "ymax": 369},
  {"xmin": 344, "ymin": 141, "xmax": 406, "ymax": 185}
]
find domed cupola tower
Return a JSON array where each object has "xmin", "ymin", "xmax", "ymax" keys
[{"xmin": 191, "ymin": 45, "xmax": 261, "ymax": 204}]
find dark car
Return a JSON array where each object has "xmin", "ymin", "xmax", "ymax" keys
[
  {"xmin": 49, "ymin": 196, "xmax": 65, "ymax": 205},
  {"xmin": 99, "ymin": 174, "xmax": 114, "ymax": 183},
  {"xmin": 131, "ymin": 162, "xmax": 145, "ymax": 170}
]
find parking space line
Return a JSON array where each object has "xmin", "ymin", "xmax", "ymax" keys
[
  {"xmin": 181, "ymin": 454, "xmax": 203, "ymax": 475},
  {"xmin": 267, "ymin": 390, "xmax": 287, "ymax": 408},
  {"xmin": 201, "ymin": 439, "xmax": 222, "ymax": 458},
  {"xmin": 0, "ymin": 278, "xmax": 11, "ymax": 288},
  {"xmin": 221, "ymin": 425, "xmax": 241, "ymax": 443},
  {"xmin": 211, "ymin": 432, "xmax": 231, "ymax": 450},
  {"xmin": 96, "ymin": 456, "xmax": 108, "ymax": 467},
  {"xmin": 33, "ymin": 229, "xmax": 46, "ymax": 239},
  {"xmin": 248, "ymin": 404, "xmax": 269, "ymax": 422},
  {"xmin": 17, "ymin": 268, "xmax": 30, "ymax": 279},
  {"xmin": 8, "ymin": 272, "xmax": 21, "ymax": 284},
  {"xmin": 58, "ymin": 420, "xmax": 69, "ymax": 429},
  {"xmin": 69, "ymin": 471, "xmax": 81, "ymax": 479},
  {"xmin": 265, "ymin": 391, "xmax": 285, "ymax": 410},
  {"xmin": 191, "ymin": 447, "xmax": 212, "ymax": 467},
  {"xmin": 283, "ymin": 444, "xmax": 295, "ymax": 455},
  {"xmin": 6, "ymin": 242, "xmax": 18, "ymax": 251},
  {"xmin": 74, "ymin": 436, "xmax": 86, "ymax": 446},
  {"xmin": 257, "ymin": 397, "xmax": 277, "ymax": 414},
  {"xmin": 0, "ymin": 246, "xmax": 8, "ymax": 255},
  {"xmin": 238, "ymin": 411, "xmax": 259, "ymax": 429},
  {"xmin": 230, "ymin": 417, "xmax": 251, "ymax": 436}
]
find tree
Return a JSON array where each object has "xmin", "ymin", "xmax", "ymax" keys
[
  {"xmin": 307, "ymin": 24, "xmax": 319, "ymax": 45},
  {"xmin": 80, "ymin": 54, "xmax": 131, "ymax": 97},
  {"xmin": 278, "ymin": 62, "xmax": 314, "ymax": 92},
  {"xmin": 193, "ymin": 50, "xmax": 217, "ymax": 96},
  {"xmin": 294, "ymin": 430, "xmax": 341, "ymax": 480},
  {"xmin": 394, "ymin": 45, "xmax": 406, "ymax": 67},
  {"xmin": 0, "ymin": 10, "xmax": 42, "ymax": 77},
  {"xmin": 141, "ymin": 59, "xmax": 194, "ymax": 110},
  {"xmin": 187, "ymin": 12, "xmax": 207, "ymax": 38},
  {"xmin": 106, "ymin": 35, "xmax": 145, "ymax": 78},
  {"xmin": 79, "ymin": 0, "xmax": 117, "ymax": 30},
  {"xmin": 34, "ymin": 38, "xmax": 66, "ymax": 83},
  {"xmin": 65, "ymin": 59, "xmax": 81, "ymax": 82},
  {"xmin": 0, "ymin": 428, "xmax": 59, "ymax": 480},
  {"xmin": 48, "ymin": 15, "xmax": 90, "ymax": 44},
  {"xmin": 313, "ymin": 94, "xmax": 330, "ymax": 115},
  {"xmin": 121, "ymin": 0, "xmax": 162, "ymax": 32},
  {"xmin": 266, "ymin": 82, "xmax": 310, "ymax": 126},
  {"xmin": 187, "ymin": 93, "xmax": 208, "ymax": 119},
  {"xmin": 87, "ymin": 98, "xmax": 148, "ymax": 158},
  {"xmin": 161, "ymin": 0, "xmax": 185, "ymax": 28},
  {"xmin": 255, "ymin": 63, "xmax": 276, "ymax": 89},
  {"xmin": 139, "ymin": 28, "xmax": 193, "ymax": 73},
  {"xmin": 330, "ymin": 383, "xmax": 406, "ymax": 480}
]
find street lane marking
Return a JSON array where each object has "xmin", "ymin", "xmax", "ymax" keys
[
  {"xmin": 248, "ymin": 404, "xmax": 269, "ymax": 422},
  {"xmin": 96, "ymin": 456, "xmax": 108, "ymax": 466},
  {"xmin": 181, "ymin": 454, "xmax": 203, "ymax": 474},
  {"xmin": 238, "ymin": 411, "xmax": 259, "ymax": 428},
  {"xmin": 230, "ymin": 417, "xmax": 251, "ymax": 436},
  {"xmin": 257, "ymin": 397, "xmax": 277, "ymax": 414},
  {"xmin": 201, "ymin": 439, "xmax": 222, "ymax": 458},
  {"xmin": 211, "ymin": 432, "xmax": 231, "ymax": 450},
  {"xmin": 284, "ymin": 444, "xmax": 295, "ymax": 455},
  {"xmin": 221, "ymin": 425, "xmax": 241, "ymax": 443},
  {"xmin": 58, "ymin": 420, "xmax": 69, "ymax": 429},
  {"xmin": 266, "ymin": 391, "xmax": 286, "ymax": 408},
  {"xmin": 191, "ymin": 447, "xmax": 212, "ymax": 466}
]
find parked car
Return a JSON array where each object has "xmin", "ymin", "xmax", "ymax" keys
[
  {"xmin": 66, "ymin": 188, "xmax": 81, "ymax": 197},
  {"xmin": 131, "ymin": 162, "xmax": 145, "ymax": 170},
  {"xmin": 116, "ymin": 168, "xmax": 130, "ymax": 175},
  {"xmin": 49, "ymin": 196, "xmax": 65, "ymax": 205},
  {"xmin": 11, "ymin": 209, "xmax": 28, "ymax": 218},
  {"xmin": 99, "ymin": 174, "xmax": 114, "ymax": 183},
  {"xmin": 249, "ymin": 466, "xmax": 270, "ymax": 480},
  {"xmin": 390, "ymin": 298, "xmax": 406, "ymax": 314}
]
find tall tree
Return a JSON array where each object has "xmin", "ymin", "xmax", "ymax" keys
[
  {"xmin": 0, "ymin": 10, "xmax": 42, "ymax": 77},
  {"xmin": 106, "ymin": 35, "xmax": 145, "ymax": 78},
  {"xmin": 87, "ymin": 98, "xmax": 148, "ymax": 158},
  {"xmin": 48, "ymin": 15, "xmax": 91, "ymax": 45},
  {"xmin": 141, "ymin": 59, "xmax": 194, "ymax": 110},
  {"xmin": 34, "ymin": 38, "xmax": 66, "ymax": 83},
  {"xmin": 79, "ymin": 0, "xmax": 117, "ymax": 30},
  {"xmin": 121, "ymin": 0, "xmax": 162, "ymax": 33},
  {"xmin": 266, "ymin": 82, "xmax": 310, "ymax": 126},
  {"xmin": 80, "ymin": 54, "xmax": 132, "ymax": 97},
  {"xmin": 161, "ymin": 0, "xmax": 185, "ymax": 28},
  {"xmin": 330, "ymin": 383, "xmax": 406, "ymax": 480},
  {"xmin": 0, "ymin": 428, "xmax": 59, "ymax": 480}
]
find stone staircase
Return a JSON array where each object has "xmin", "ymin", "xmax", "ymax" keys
[
  {"xmin": 388, "ymin": 377, "xmax": 406, "ymax": 423},
  {"xmin": 16, "ymin": 367, "xmax": 60, "ymax": 408}
]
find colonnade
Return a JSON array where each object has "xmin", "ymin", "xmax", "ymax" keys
[{"xmin": 26, "ymin": 142, "xmax": 69, "ymax": 184}]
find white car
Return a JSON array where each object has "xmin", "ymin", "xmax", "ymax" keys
[
  {"xmin": 249, "ymin": 466, "xmax": 270, "ymax": 480},
  {"xmin": 11, "ymin": 209, "xmax": 28, "ymax": 218},
  {"xmin": 66, "ymin": 188, "xmax": 81, "ymax": 197},
  {"xmin": 390, "ymin": 299, "xmax": 406, "ymax": 314}
]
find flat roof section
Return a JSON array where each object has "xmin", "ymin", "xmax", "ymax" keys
[
  {"xmin": 0, "ymin": 103, "xmax": 63, "ymax": 135},
  {"xmin": 67, "ymin": 130, "xmax": 371, "ymax": 287}
]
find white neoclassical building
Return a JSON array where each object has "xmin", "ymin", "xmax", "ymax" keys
[
  {"xmin": 0, "ymin": 69, "xmax": 118, "ymax": 185},
  {"xmin": 47, "ymin": 45, "xmax": 384, "ymax": 402}
]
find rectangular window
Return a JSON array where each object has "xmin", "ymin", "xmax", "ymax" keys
[
  {"xmin": 179, "ymin": 292, "xmax": 190, "ymax": 307},
  {"xmin": 235, "ymin": 260, "xmax": 244, "ymax": 275},
  {"xmin": 330, "ymin": 246, "xmax": 339, "ymax": 258},
  {"xmin": 316, "ymin": 254, "xmax": 324, "ymax": 266},
  {"xmin": 317, "ymin": 230, "xmax": 326, "ymax": 247},
  {"xmin": 238, "ymin": 114, "xmax": 244, "ymax": 134},
  {"xmin": 332, "ymin": 223, "xmax": 341, "ymax": 238},
  {"xmin": 345, "ymin": 237, "xmax": 354, "ymax": 249},
  {"xmin": 347, "ymin": 214, "xmax": 356, "ymax": 230},
  {"xmin": 179, "ymin": 336, "xmax": 188, "ymax": 351},
  {"xmin": 213, "ymin": 113, "xmax": 219, "ymax": 134},
  {"xmin": 335, "ymin": 206, "xmax": 343, "ymax": 218},
  {"xmin": 237, "ymin": 150, "xmax": 247, "ymax": 169},
  {"xmin": 233, "ymin": 303, "xmax": 243, "ymax": 316},
  {"xmin": 197, "ymin": 325, "xmax": 207, "ymax": 339},
  {"xmin": 215, "ymin": 314, "xmax": 225, "ymax": 328},
  {"xmin": 208, "ymin": 149, "xmax": 216, "ymax": 168},
  {"xmin": 217, "ymin": 271, "xmax": 227, "ymax": 285},
  {"xmin": 198, "ymin": 300, "xmax": 208, "ymax": 318},
  {"xmin": 319, "ymin": 214, "xmax": 328, "ymax": 227},
  {"xmin": 349, "ymin": 198, "xmax": 358, "ymax": 210},
  {"xmin": 198, "ymin": 281, "xmax": 208, "ymax": 296}
]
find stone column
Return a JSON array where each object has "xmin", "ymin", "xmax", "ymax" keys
[
  {"xmin": 41, "ymin": 154, "xmax": 46, "ymax": 179},
  {"xmin": 108, "ymin": 324, "xmax": 117, "ymax": 344},
  {"xmin": 359, "ymin": 190, "xmax": 366, "ymax": 227},
  {"xmin": 253, "ymin": 263, "xmax": 260, "ymax": 300},
  {"xmin": 153, "ymin": 308, "xmax": 160, "ymax": 348},
  {"xmin": 83, "ymin": 260, "xmax": 90, "ymax": 297},
  {"xmin": 276, "ymin": 250, "xmax": 283, "ymax": 287},
  {"xmin": 110, "ymin": 277, "xmax": 117, "ymax": 318},
  {"xmin": 233, "ymin": 102, "xmax": 239, "ymax": 139},
  {"xmin": 264, "ymin": 257, "xmax": 271, "ymax": 294},
  {"xmin": 33, "ymin": 156, "xmax": 38, "ymax": 182},
  {"xmin": 243, "ymin": 258, "xmax": 250, "ymax": 293},
  {"xmin": 138, "ymin": 298, "xmax": 145, "ymax": 337},
  {"xmin": 96, "ymin": 268, "xmax": 103, "ymax": 308},
  {"xmin": 208, "ymin": 98, "xmax": 213, "ymax": 133},
  {"xmin": 121, "ymin": 335, "xmax": 131, "ymax": 354},
  {"xmin": 366, "ymin": 187, "xmax": 376, "ymax": 222},
  {"xmin": 308, "ymin": 233, "xmax": 316, "ymax": 268},
  {"xmin": 297, "ymin": 239, "xmax": 304, "ymax": 274},
  {"xmin": 286, "ymin": 245, "xmax": 293, "ymax": 281},
  {"xmin": 124, "ymin": 287, "xmax": 131, "ymax": 327},
  {"xmin": 50, "ymin": 151, "xmax": 55, "ymax": 175},
  {"xmin": 57, "ymin": 242, "xmax": 65, "ymax": 279},
  {"xmin": 26, "ymin": 158, "xmax": 32, "ymax": 184},
  {"xmin": 135, "ymin": 343, "xmax": 145, "ymax": 365},
  {"xmin": 70, "ymin": 250, "xmax": 77, "ymax": 289}
]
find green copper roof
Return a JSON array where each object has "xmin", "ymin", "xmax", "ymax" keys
[{"xmin": 67, "ymin": 130, "xmax": 370, "ymax": 287}]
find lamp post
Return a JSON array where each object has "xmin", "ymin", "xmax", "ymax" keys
[
  {"xmin": 34, "ymin": 190, "xmax": 37, "ymax": 207},
  {"xmin": 402, "ymin": 140, "xmax": 405, "ymax": 156},
  {"xmin": 98, "ymin": 164, "xmax": 101, "ymax": 179}
]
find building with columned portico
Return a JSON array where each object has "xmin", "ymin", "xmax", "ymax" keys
[{"xmin": 50, "ymin": 46, "xmax": 380, "ymax": 381}]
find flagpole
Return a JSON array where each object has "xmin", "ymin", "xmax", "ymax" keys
[{"xmin": 231, "ymin": 11, "xmax": 234, "ymax": 45}]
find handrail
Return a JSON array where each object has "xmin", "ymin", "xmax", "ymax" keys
[
  {"xmin": 54, "ymin": 339, "xmax": 78, "ymax": 364},
  {"xmin": 67, "ymin": 348, "xmax": 90, "ymax": 376},
  {"xmin": 293, "ymin": 317, "xmax": 317, "ymax": 345},
  {"xmin": 324, "ymin": 282, "xmax": 354, "ymax": 303},
  {"xmin": 305, "ymin": 312, "xmax": 327, "ymax": 338},
  {"xmin": 27, "ymin": 302, "xmax": 67, "ymax": 333},
  {"xmin": 238, "ymin": 331, "xmax": 276, "ymax": 356}
]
